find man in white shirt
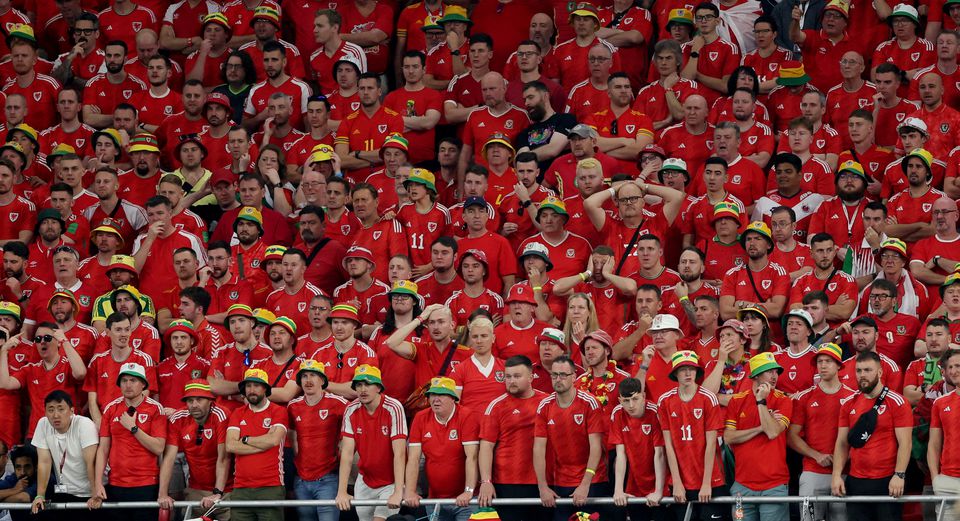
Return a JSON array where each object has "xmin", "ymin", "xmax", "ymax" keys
[{"xmin": 29, "ymin": 390, "xmax": 99, "ymax": 518}]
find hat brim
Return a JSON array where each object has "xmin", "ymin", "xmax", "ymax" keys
[
  {"xmin": 669, "ymin": 362, "xmax": 703, "ymax": 381},
  {"xmin": 128, "ymin": 144, "xmax": 160, "ymax": 154},
  {"xmin": 404, "ymin": 177, "xmax": 437, "ymax": 193},
  {"xmin": 776, "ymin": 75, "xmax": 811, "ymax": 87},
  {"xmin": 710, "ymin": 212, "xmax": 740, "ymax": 225},
  {"xmin": 181, "ymin": 390, "xmax": 216, "ymax": 401},
  {"xmin": 749, "ymin": 362, "xmax": 784, "ymax": 378},
  {"xmin": 425, "ymin": 387, "xmax": 459, "ymax": 400},
  {"xmin": 117, "ymin": 372, "xmax": 149, "ymax": 389},
  {"xmin": 388, "ymin": 288, "xmax": 419, "ymax": 298},
  {"xmin": 811, "ymin": 353, "xmax": 844, "ymax": 367},
  {"xmin": 250, "ymin": 15, "xmax": 281, "ymax": 27},
  {"xmin": 297, "ymin": 369, "xmax": 329, "ymax": 389},
  {"xmin": 351, "ymin": 375, "xmax": 385, "ymax": 390},
  {"xmin": 482, "ymin": 139, "xmax": 515, "ymax": 154},
  {"xmin": 535, "ymin": 205, "xmax": 569, "ymax": 223},
  {"xmin": 520, "ymin": 251, "xmax": 554, "ymax": 272},
  {"xmin": 239, "ymin": 378, "xmax": 272, "ymax": 396}
]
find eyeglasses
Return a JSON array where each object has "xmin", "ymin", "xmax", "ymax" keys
[
  {"xmin": 33, "ymin": 334, "xmax": 53, "ymax": 344},
  {"xmin": 617, "ymin": 196, "xmax": 643, "ymax": 205},
  {"xmin": 753, "ymin": 28, "xmax": 772, "ymax": 34},
  {"xmin": 587, "ymin": 56, "xmax": 610, "ymax": 63},
  {"xmin": 516, "ymin": 51, "xmax": 538, "ymax": 58},
  {"xmin": 73, "ymin": 28, "xmax": 96, "ymax": 35},
  {"xmin": 309, "ymin": 305, "xmax": 330, "ymax": 312},
  {"xmin": 391, "ymin": 294, "xmax": 413, "ymax": 301},
  {"xmin": 933, "ymin": 209, "xmax": 957, "ymax": 216},
  {"xmin": 550, "ymin": 372, "xmax": 574, "ymax": 379},
  {"xmin": 869, "ymin": 294, "xmax": 893, "ymax": 300},
  {"xmin": 879, "ymin": 252, "xmax": 902, "ymax": 260},
  {"xmin": 695, "ymin": 14, "xmax": 717, "ymax": 21}
]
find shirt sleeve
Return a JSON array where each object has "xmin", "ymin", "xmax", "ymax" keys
[{"xmin": 461, "ymin": 409, "xmax": 481, "ymax": 444}]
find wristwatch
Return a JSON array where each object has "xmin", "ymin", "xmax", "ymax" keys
[
  {"xmin": 464, "ymin": 487, "xmax": 474, "ymax": 493},
  {"xmin": 894, "ymin": 471, "xmax": 906, "ymax": 479},
  {"xmin": 211, "ymin": 488, "xmax": 224, "ymax": 496},
  {"xmin": 690, "ymin": 51, "xmax": 700, "ymax": 58},
  {"xmin": 756, "ymin": 399, "xmax": 767, "ymax": 406},
  {"xmin": 451, "ymin": 50, "xmax": 460, "ymax": 56},
  {"xmin": 130, "ymin": 426, "xmax": 139, "ymax": 435},
  {"xmin": 241, "ymin": 435, "xmax": 250, "ymax": 445}
]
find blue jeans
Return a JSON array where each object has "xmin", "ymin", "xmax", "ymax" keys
[
  {"xmin": 427, "ymin": 504, "xmax": 475, "ymax": 521},
  {"xmin": 294, "ymin": 472, "xmax": 339, "ymax": 521},
  {"xmin": 729, "ymin": 482, "xmax": 789, "ymax": 521}
]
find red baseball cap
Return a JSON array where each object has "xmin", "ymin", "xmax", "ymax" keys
[{"xmin": 505, "ymin": 283, "xmax": 537, "ymax": 306}]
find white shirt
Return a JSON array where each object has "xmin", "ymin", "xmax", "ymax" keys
[{"xmin": 31, "ymin": 416, "xmax": 98, "ymax": 497}]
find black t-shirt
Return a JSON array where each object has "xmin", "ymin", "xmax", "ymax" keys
[{"xmin": 516, "ymin": 112, "xmax": 577, "ymax": 173}]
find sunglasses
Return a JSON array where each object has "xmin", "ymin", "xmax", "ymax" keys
[
  {"xmin": 337, "ymin": 351, "xmax": 344, "ymax": 369},
  {"xmin": 243, "ymin": 349, "xmax": 252, "ymax": 367},
  {"xmin": 195, "ymin": 423, "xmax": 204, "ymax": 446},
  {"xmin": 33, "ymin": 334, "xmax": 54, "ymax": 344}
]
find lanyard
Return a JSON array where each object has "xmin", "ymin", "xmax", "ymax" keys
[
  {"xmin": 840, "ymin": 203, "xmax": 860, "ymax": 239},
  {"xmin": 56, "ymin": 437, "xmax": 68, "ymax": 482}
]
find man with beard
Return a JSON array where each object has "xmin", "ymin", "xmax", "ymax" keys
[
  {"xmin": 516, "ymin": 80, "xmax": 575, "ymax": 173},
  {"xmin": 576, "ymin": 330, "xmax": 630, "ymax": 416},
  {"xmin": 200, "ymin": 241, "xmax": 253, "ymax": 327},
  {"xmin": 129, "ymin": 55, "xmax": 182, "ymax": 133},
  {"xmin": 832, "ymin": 316, "xmax": 905, "ymax": 392},
  {"xmin": 788, "ymin": 343, "xmax": 855, "ymax": 521},
  {"xmin": 415, "ymin": 237, "xmax": 464, "ymax": 306},
  {"xmin": 116, "ymin": 133, "xmax": 165, "ymax": 208},
  {"xmin": 478, "ymin": 355, "xmax": 548, "ymax": 521},
  {"xmin": 93, "ymin": 285, "xmax": 161, "ymax": 361},
  {"xmin": 905, "ymin": 318, "xmax": 951, "ymax": 406},
  {"xmin": 222, "ymin": 203, "xmax": 273, "ymax": 281},
  {"xmin": 158, "ymin": 380, "xmax": 230, "ymax": 520},
  {"xmin": 586, "ymin": 72, "xmax": 655, "ymax": 177},
  {"xmin": 349, "ymin": 184, "xmax": 410, "ymax": 281},
  {"xmin": 156, "ymin": 80, "xmax": 208, "ymax": 168},
  {"xmin": 197, "ymin": 95, "xmax": 234, "ymax": 176},
  {"xmin": 857, "ymin": 239, "xmax": 931, "ymax": 320},
  {"xmin": 928, "ymin": 348, "xmax": 960, "ymax": 520},
  {"xmin": 156, "ymin": 320, "xmax": 210, "ymax": 412},
  {"xmin": 208, "ymin": 305, "xmax": 272, "ymax": 412},
  {"xmin": 788, "ymin": 233, "xmax": 858, "ymax": 325},
  {"xmin": 177, "ymin": 287, "xmax": 228, "ymax": 359},
  {"xmin": 39, "ymin": 89, "xmax": 96, "ymax": 161},
  {"xmin": 82, "ymin": 41, "xmax": 147, "ymax": 129},
  {"xmin": 719, "ymin": 221, "xmax": 789, "ymax": 322},
  {"xmin": 858, "ymin": 275, "xmax": 923, "ymax": 368},
  {"xmin": 910, "ymin": 197, "xmax": 960, "ymax": 288},
  {"xmin": 50, "ymin": 12, "xmax": 105, "ymax": 89},
  {"xmin": 886, "ymin": 149, "xmax": 945, "ymax": 243},
  {"xmin": 751, "ymin": 153, "xmax": 825, "ymax": 243},
  {"xmin": 287, "ymin": 97, "xmax": 335, "ymax": 183},
  {"xmin": 264, "ymin": 249, "xmax": 325, "ymax": 335},
  {"xmin": 287, "ymin": 359, "xmax": 348, "ymax": 521},
  {"xmin": 336, "ymin": 365, "xmax": 407, "ymax": 521},
  {"xmin": 809, "ymin": 160, "xmax": 871, "ymax": 255},
  {"xmin": 48, "ymin": 289, "xmax": 98, "ymax": 363},
  {"xmin": 293, "ymin": 205, "xmax": 346, "ymax": 296},
  {"xmin": 28, "ymin": 209, "xmax": 68, "ymax": 284},
  {"xmin": 252, "ymin": 93, "xmax": 306, "ymax": 156},
  {"xmin": 0, "ymin": 320, "xmax": 86, "ymax": 438},
  {"xmin": 252, "ymin": 245, "xmax": 286, "ymax": 307},
  {"xmin": 504, "ymin": 40, "xmax": 565, "ymax": 114},
  {"xmin": 729, "ymin": 88, "xmax": 775, "ymax": 168},
  {"xmin": 335, "ymin": 74, "xmax": 404, "ymax": 181},
  {"xmin": 250, "ymin": 316, "xmax": 301, "ymax": 405},
  {"xmin": 89, "ymin": 255, "xmax": 153, "ymax": 334},
  {"xmin": 238, "ymin": 7, "xmax": 305, "ymax": 80},
  {"xmin": 225, "ymin": 368, "xmax": 288, "ymax": 521},
  {"xmin": 132, "ymin": 196, "xmax": 206, "ymax": 291},
  {"xmin": 664, "ymin": 247, "xmax": 721, "ymax": 335},
  {"xmin": 3, "ymin": 34, "xmax": 61, "ymax": 132},
  {"xmin": 445, "ymin": 250, "xmax": 506, "ymax": 326},
  {"xmin": 832, "ymin": 351, "xmax": 913, "ymax": 521},
  {"xmin": 497, "ymin": 154, "xmax": 553, "ymax": 253}
]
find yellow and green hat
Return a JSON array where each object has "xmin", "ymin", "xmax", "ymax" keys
[
  {"xmin": 235, "ymin": 206, "xmax": 264, "ymax": 232},
  {"xmin": 425, "ymin": 376, "xmax": 459, "ymax": 400},
  {"xmin": 837, "ymin": 160, "xmax": 867, "ymax": 181},
  {"xmin": 6, "ymin": 23, "xmax": 35, "ymax": 46},
  {"xmin": 469, "ymin": 508, "xmax": 501, "ymax": 521},
  {"xmin": 92, "ymin": 128, "xmax": 123, "ymax": 151},
  {"xmin": 7, "ymin": 123, "xmax": 39, "ymax": 150},
  {"xmin": 569, "ymin": 2, "xmax": 600, "ymax": 23},
  {"xmin": 942, "ymin": 271, "xmax": 960, "ymax": 297},
  {"xmin": 254, "ymin": 308, "xmax": 277, "ymax": 326},
  {"xmin": 667, "ymin": 8, "xmax": 694, "ymax": 26},
  {"xmin": 182, "ymin": 379, "xmax": 216, "ymax": 400},
  {"xmin": 309, "ymin": 148, "xmax": 333, "ymax": 164},
  {"xmin": 380, "ymin": 133, "xmax": 409, "ymax": 156},
  {"xmin": 267, "ymin": 315, "xmax": 297, "ymax": 336},
  {"xmin": 110, "ymin": 285, "xmax": 144, "ymax": 315},
  {"xmin": 388, "ymin": 279, "xmax": 419, "ymax": 297},
  {"xmin": 0, "ymin": 301, "xmax": 22, "ymax": 323},
  {"xmin": 297, "ymin": 359, "xmax": 329, "ymax": 388},
  {"xmin": 351, "ymin": 364, "xmax": 384, "ymax": 390},
  {"xmin": 739, "ymin": 220, "xmax": 774, "ymax": 250},
  {"xmin": 128, "ymin": 132, "xmax": 160, "ymax": 154},
  {"xmin": 482, "ymin": 132, "xmax": 515, "ymax": 155},
  {"xmin": 107, "ymin": 254, "xmax": 137, "ymax": 274},
  {"xmin": 776, "ymin": 61, "xmax": 811, "ymax": 86},
  {"xmin": 262, "ymin": 244, "xmax": 287, "ymax": 265},
  {"xmin": 0, "ymin": 141, "xmax": 26, "ymax": 164},
  {"xmin": 203, "ymin": 12, "xmax": 232, "ymax": 33},
  {"xmin": 903, "ymin": 148, "xmax": 934, "ymax": 177},
  {"xmin": 438, "ymin": 5, "xmax": 471, "ymax": 25},
  {"xmin": 536, "ymin": 196, "xmax": 568, "ymax": 222},
  {"xmin": 420, "ymin": 13, "xmax": 443, "ymax": 32},
  {"xmin": 239, "ymin": 368, "xmax": 271, "ymax": 395},
  {"xmin": 225, "ymin": 304, "xmax": 255, "ymax": 321},
  {"xmin": 164, "ymin": 318, "xmax": 199, "ymax": 345},
  {"xmin": 822, "ymin": 0, "xmax": 850, "ymax": 18},
  {"xmin": 748, "ymin": 352, "xmax": 784, "ymax": 378},
  {"xmin": 250, "ymin": 6, "xmax": 281, "ymax": 27},
  {"xmin": 404, "ymin": 167, "xmax": 436, "ymax": 193},
  {"xmin": 711, "ymin": 201, "xmax": 741, "ymax": 225},
  {"xmin": 47, "ymin": 289, "xmax": 79, "ymax": 312},
  {"xmin": 737, "ymin": 305, "xmax": 769, "ymax": 326},
  {"xmin": 328, "ymin": 303, "xmax": 361, "ymax": 325},
  {"xmin": 669, "ymin": 350, "xmax": 702, "ymax": 381},
  {"xmin": 46, "ymin": 143, "xmax": 76, "ymax": 167},
  {"xmin": 811, "ymin": 342, "xmax": 844, "ymax": 367},
  {"xmin": 878, "ymin": 237, "xmax": 908, "ymax": 259}
]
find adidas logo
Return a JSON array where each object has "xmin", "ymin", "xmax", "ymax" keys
[
  {"xmin": 101, "ymin": 372, "xmax": 108, "ymax": 378},
  {"xmin": 296, "ymin": 416, "xmax": 301, "ymax": 421},
  {"xmin": 512, "ymin": 409, "xmax": 520, "ymax": 414},
  {"xmin": 739, "ymin": 281, "xmax": 747, "ymax": 286},
  {"xmin": 671, "ymin": 412, "xmax": 677, "ymax": 417},
  {"xmin": 424, "ymin": 432, "xmax": 433, "ymax": 438},
  {"xmin": 548, "ymin": 419, "xmax": 555, "ymax": 425},
  {"xmin": 946, "ymin": 406, "xmax": 952, "ymax": 412},
  {"xmin": 240, "ymin": 420, "xmax": 247, "ymax": 425}
]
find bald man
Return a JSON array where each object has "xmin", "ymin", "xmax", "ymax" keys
[
  {"xmin": 129, "ymin": 29, "xmax": 185, "ymax": 91},
  {"xmin": 909, "ymin": 72, "xmax": 960, "ymax": 159},
  {"xmin": 909, "ymin": 196, "xmax": 960, "ymax": 287},
  {"xmin": 565, "ymin": 44, "xmax": 614, "ymax": 122},
  {"xmin": 458, "ymin": 71, "xmax": 531, "ymax": 175},
  {"xmin": 658, "ymin": 94, "xmax": 715, "ymax": 174}
]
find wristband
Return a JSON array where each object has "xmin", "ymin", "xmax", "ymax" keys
[
  {"xmin": 639, "ymin": 364, "xmax": 649, "ymax": 371},
  {"xmin": 480, "ymin": 480, "xmax": 492, "ymax": 485},
  {"xmin": 608, "ymin": 187, "xmax": 616, "ymax": 198},
  {"xmin": 679, "ymin": 295, "xmax": 690, "ymax": 302},
  {"xmin": 585, "ymin": 468, "xmax": 596, "ymax": 476},
  {"xmin": 533, "ymin": 286, "xmax": 543, "ymax": 292}
]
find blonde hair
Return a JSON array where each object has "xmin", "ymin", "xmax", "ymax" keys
[
  {"xmin": 562, "ymin": 293, "xmax": 600, "ymax": 349},
  {"xmin": 576, "ymin": 157, "xmax": 602, "ymax": 175},
  {"xmin": 469, "ymin": 316, "xmax": 495, "ymax": 333}
]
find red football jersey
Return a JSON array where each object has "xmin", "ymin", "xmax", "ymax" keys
[
  {"xmin": 227, "ymin": 402, "xmax": 288, "ymax": 487},
  {"xmin": 725, "ymin": 388, "xmax": 793, "ymax": 490},
  {"xmin": 287, "ymin": 394, "xmax": 348, "ymax": 480},
  {"xmin": 480, "ymin": 390, "xmax": 549, "ymax": 485},
  {"xmin": 826, "ymin": 82, "xmax": 877, "ymax": 149},
  {"xmin": 656, "ymin": 386, "xmax": 726, "ymax": 489},
  {"xmin": 156, "ymin": 353, "xmax": 210, "ymax": 409},
  {"xmin": 166, "ymin": 405, "xmax": 229, "ymax": 491},
  {"xmin": 342, "ymin": 395, "xmax": 407, "ymax": 487},
  {"xmin": 792, "ymin": 383, "xmax": 857, "ymax": 474},
  {"xmin": 99, "ymin": 396, "xmax": 167, "ymax": 487},
  {"xmin": 451, "ymin": 356, "xmax": 507, "ymax": 414},
  {"xmin": 445, "ymin": 289, "xmax": 505, "ymax": 326},
  {"xmin": 98, "ymin": 5, "xmax": 158, "ymax": 52},
  {"xmin": 535, "ymin": 391, "xmax": 607, "ymax": 487},
  {"xmin": 658, "ymin": 122, "xmax": 715, "ymax": 176},
  {"xmin": 931, "ymin": 391, "xmax": 960, "ymax": 477},
  {"xmin": 264, "ymin": 282, "xmax": 326, "ymax": 335},
  {"xmin": 608, "ymin": 403, "xmax": 664, "ymax": 495},
  {"xmin": 838, "ymin": 390, "xmax": 912, "ymax": 479},
  {"xmin": 409, "ymin": 405, "xmax": 481, "ymax": 498}
]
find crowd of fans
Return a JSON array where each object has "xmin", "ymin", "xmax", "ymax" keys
[{"xmin": 5, "ymin": 0, "xmax": 960, "ymax": 521}]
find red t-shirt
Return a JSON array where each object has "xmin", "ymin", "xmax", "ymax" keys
[
  {"xmin": 382, "ymin": 86, "xmax": 444, "ymax": 164},
  {"xmin": 551, "ymin": 37, "xmax": 621, "ymax": 93},
  {"xmin": 98, "ymin": 5, "xmax": 158, "ymax": 52},
  {"xmin": 726, "ymin": 388, "xmax": 793, "ymax": 489},
  {"xmin": 338, "ymin": 0, "xmax": 394, "ymax": 74},
  {"xmin": 535, "ymin": 391, "xmax": 607, "ymax": 487},
  {"xmin": 309, "ymin": 340, "xmax": 379, "ymax": 385},
  {"xmin": 656, "ymin": 386, "xmax": 726, "ymax": 489},
  {"xmin": 634, "ymin": 78, "xmax": 700, "ymax": 126},
  {"xmin": 227, "ymin": 402, "xmax": 288, "ymax": 487},
  {"xmin": 658, "ymin": 123, "xmax": 715, "ymax": 176},
  {"xmin": 719, "ymin": 261, "xmax": 790, "ymax": 303},
  {"xmin": 445, "ymin": 289, "xmax": 505, "ymax": 326},
  {"xmin": 838, "ymin": 389, "xmax": 913, "ymax": 478},
  {"xmin": 287, "ymin": 393, "xmax": 348, "ymax": 480},
  {"xmin": 457, "ymin": 231, "xmax": 518, "ymax": 295},
  {"xmin": 99, "ymin": 396, "xmax": 167, "ymax": 486},
  {"xmin": 798, "ymin": 31, "xmax": 864, "ymax": 92},
  {"xmin": 156, "ymin": 353, "xmax": 210, "ymax": 409},
  {"xmin": 334, "ymin": 106, "xmax": 404, "ymax": 181},
  {"xmin": 931, "ymin": 391, "xmax": 960, "ymax": 477},
  {"xmin": 244, "ymin": 77, "xmax": 311, "ymax": 132},
  {"xmin": 480, "ymin": 390, "xmax": 548, "ymax": 485},
  {"xmin": 342, "ymin": 395, "xmax": 408, "ymax": 488},
  {"xmin": 83, "ymin": 73, "xmax": 147, "ymax": 117},
  {"xmin": 680, "ymin": 38, "xmax": 739, "ymax": 104},
  {"xmin": 409, "ymin": 405, "xmax": 481, "ymax": 498},
  {"xmin": 826, "ymin": 82, "xmax": 878, "ymax": 149},
  {"xmin": 166, "ymin": 405, "xmax": 229, "ymax": 491},
  {"xmin": 265, "ymin": 282, "xmax": 326, "ymax": 336},
  {"xmin": 83, "ymin": 349, "xmax": 157, "ymax": 409},
  {"xmin": 451, "ymin": 355, "xmax": 506, "ymax": 414},
  {"xmin": 792, "ymin": 383, "xmax": 857, "ymax": 474},
  {"xmin": 608, "ymin": 403, "xmax": 664, "ymax": 495}
]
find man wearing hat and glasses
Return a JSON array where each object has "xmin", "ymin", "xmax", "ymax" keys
[
  {"xmin": 724, "ymin": 353, "xmax": 793, "ymax": 521},
  {"xmin": 405, "ymin": 376, "xmax": 480, "ymax": 521},
  {"xmin": 158, "ymin": 379, "xmax": 230, "ymax": 519},
  {"xmin": 225, "ymin": 368, "xmax": 289, "ymax": 521},
  {"xmin": 288, "ymin": 359, "xmax": 348, "ymax": 521},
  {"xmin": 336, "ymin": 365, "xmax": 408, "ymax": 521},
  {"xmin": 91, "ymin": 362, "xmax": 166, "ymax": 521}
]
